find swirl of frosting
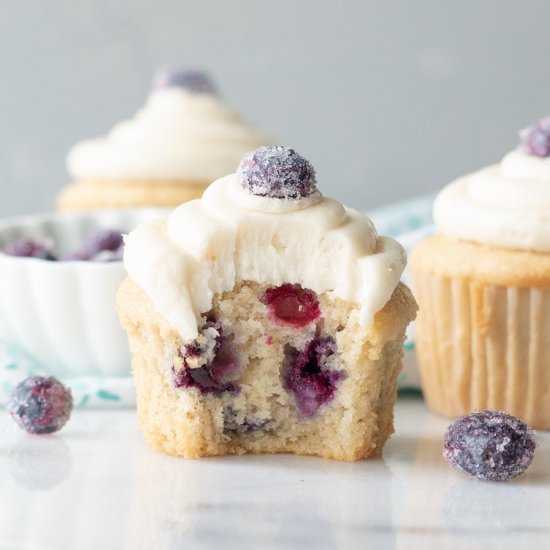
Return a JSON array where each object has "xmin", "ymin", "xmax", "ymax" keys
[
  {"xmin": 434, "ymin": 149, "xmax": 550, "ymax": 252},
  {"xmin": 123, "ymin": 174, "xmax": 406, "ymax": 340},
  {"xmin": 67, "ymin": 88, "xmax": 270, "ymax": 183}
]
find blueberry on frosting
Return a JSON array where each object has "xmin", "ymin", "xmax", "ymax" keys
[
  {"xmin": 443, "ymin": 410, "xmax": 536, "ymax": 481},
  {"xmin": 519, "ymin": 117, "xmax": 550, "ymax": 158},
  {"xmin": 152, "ymin": 66, "xmax": 217, "ymax": 95},
  {"xmin": 237, "ymin": 146, "xmax": 317, "ymax": 199}
]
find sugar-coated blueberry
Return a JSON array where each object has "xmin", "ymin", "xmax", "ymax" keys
[
  {"xmin": 237, "ymin": 146, "xmax": 317, "ymax": 199},
  {"xmin": 443, "ymin": 410, "xmax": 536, "ymax": 481},
  {"xmin": 153, "ymin": 66, "xmax": 217, "ymax": 94},
  {"xmin": 3, "ymin": 238, "xmax": 56, "ymax": 260},
  {"xmin": 519, "ymin": 117, "xmax": 550, "ymax": 158},
  {"xmin": 8, "ymin": 375, "xmax": 73, "ymax": 435}
]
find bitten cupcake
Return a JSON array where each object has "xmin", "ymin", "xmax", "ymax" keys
[
  {"xmin": 116, "ymin": 146, "xmax": 417, "ymax": 461},
  {"xmin": 411, "ymin": 118, "xmax": 550, "ymax": 429},
  {"xmin": 57, "ymin": 67, "xmax": 271, "ymax": 210}
]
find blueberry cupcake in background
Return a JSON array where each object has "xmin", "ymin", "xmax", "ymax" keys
[
  {"xmin": 411, "ymin": 118, "xmax": 550, "ymax": 429},
  {"xmin": 116, "ymin": 146, "xmax": 417, "ymax": 461},
  {"xmin": 57, "ymin": 67, "xmax": 272, "ymax": 210}
]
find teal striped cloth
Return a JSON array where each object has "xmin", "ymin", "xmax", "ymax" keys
[{"xmin": 0, "ymin": 341, "xmax": 135, "ymax": 408}]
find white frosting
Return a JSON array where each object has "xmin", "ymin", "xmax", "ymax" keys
[
  {"xmin": 67, "ymin": 88, "xmax": 270, "ymax": 183},
  {"xmin": 123, "ymin": 175, "xmax": 406, "ymax": 340},
  {"xmin": 434, "ymin": 150, "xmax": 550, "ymax": 252}
]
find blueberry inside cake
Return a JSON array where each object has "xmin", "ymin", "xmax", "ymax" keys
[{"xmin": 117, "ymin": 146, "xmax": 417, "ymax": 461}]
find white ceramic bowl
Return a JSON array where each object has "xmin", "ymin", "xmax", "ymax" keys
[{"xmin": 0, "ymin": 208, "xmax": 169, "ymax": 378}]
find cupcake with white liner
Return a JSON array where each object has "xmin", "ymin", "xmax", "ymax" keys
[
  {"xmin": 411, "ymin": 117, "xmax": 550, "ymax": 429},
  {"xmin": 57, "ymin": 67, "xmax": 271, "ymax": 211},
  {"xmin": 117, "ymin": 146, "xmax": 417, "ymax": 461}
]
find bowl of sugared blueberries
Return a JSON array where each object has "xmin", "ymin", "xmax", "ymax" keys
[{"xmin": 0, "ymin": 208, "xmax": 169, "ymax": 377}]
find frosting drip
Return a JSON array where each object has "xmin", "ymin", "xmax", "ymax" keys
[
  {"xmin": 434, "ymin": 150, "xmax": 550, "ymax": 252},
  {"xmin": 67, "ymin": 88, "xmax": 270, "ymax": 183},
  {"xmin": 123, "ymin": 175, "xmax": 406, "ymax": 340}
]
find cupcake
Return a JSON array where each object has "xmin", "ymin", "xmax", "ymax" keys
[
  {"xmin": 411, "ymin": 118, "xmax": 550, "ymax": 429},
  {"xmin": 57, "ymin": 67, "xmax": 271, "ymax": 210},
  {"xmin": 116, "ymin": 146, "xmax": 417, "ymax": 461}
]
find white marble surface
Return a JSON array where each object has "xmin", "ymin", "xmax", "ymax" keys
[{"xmin": 0, "ymin": 397, "xmax": 548, "ymax": 550}]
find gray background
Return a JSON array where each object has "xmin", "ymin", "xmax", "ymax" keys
[{"xmin": 2, "ymin": 1, "xmax": 549, "ymax": 217}]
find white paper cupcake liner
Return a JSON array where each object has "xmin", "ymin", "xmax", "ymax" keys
[{"xmin": 414, "ymin": 272, "xmax": 550, "ymax": 428}]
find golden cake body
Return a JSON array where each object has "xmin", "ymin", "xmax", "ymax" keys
[
  {"xmin": 411, "ymin": 139, "xmax": 550, "ymax": 429},
  {"xmin": 117, "ymin": 147, "xmax": 417, "ymax": 460},
  {"xmin": 58, "ymin": 70, "xmax": 271, "ymax": 210}
]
